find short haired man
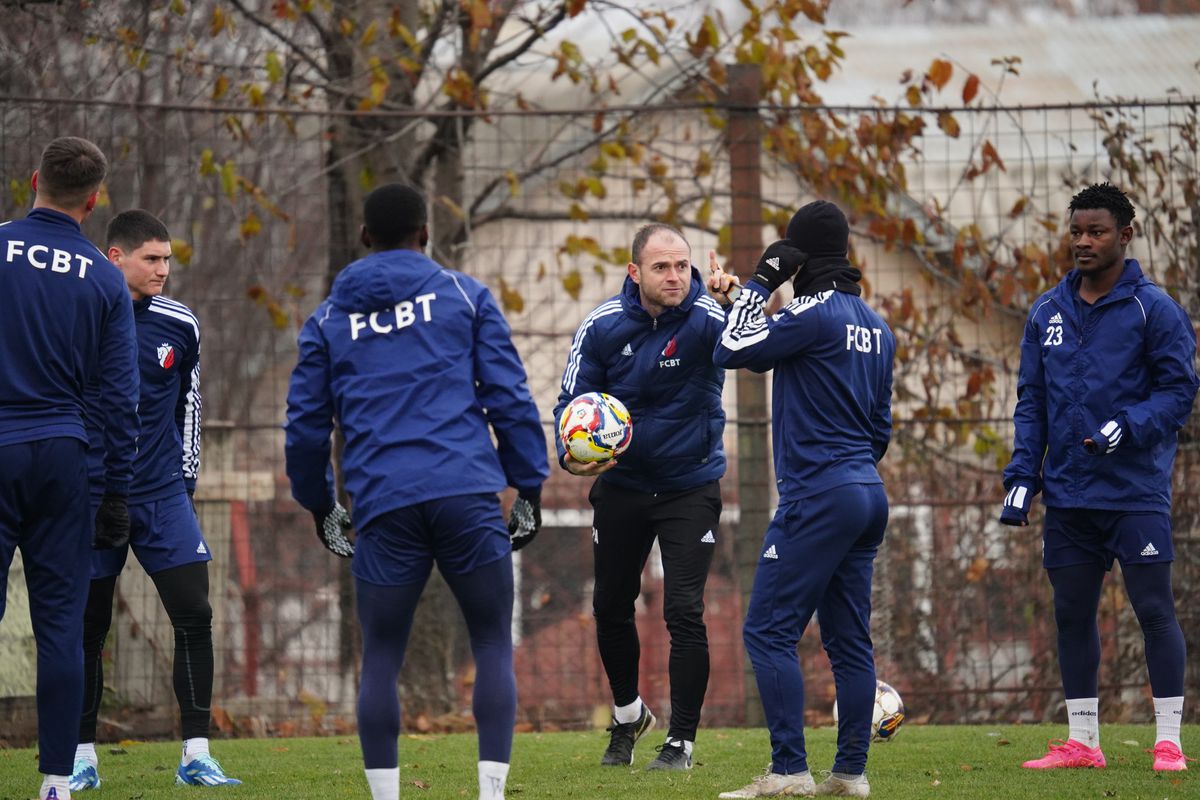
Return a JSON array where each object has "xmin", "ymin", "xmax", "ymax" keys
[
  {"xmin": 553, "ymin": 223, "xmax": 731, "ymax": 770},
  {"xmin": 715, "ymin": 201, "xmax": 895, "ymax": 799},
  {"xmin": 0, "ymin": 137, "xmax": 139, "ymax": 800},
  {"xmin": 1002, "ymin": 183, "xmax": 1197, "ymax": 772},
  {"xmin": 69, "ymin": 209, "xmax": 238, "ymax": 790},
  {"xmin": 286, "ymin": 184, "xmax": 548, "ymax": 800}
]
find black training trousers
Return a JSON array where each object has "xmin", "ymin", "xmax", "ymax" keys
[{"xmin": 590, "ymin": 478, "xmax": 720, "ymax": 742}]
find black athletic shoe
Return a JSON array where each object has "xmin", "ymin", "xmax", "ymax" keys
[
  {"xmin": 600, "ymin": 705, "xmax": 656, "ymax": 766},
  {"xmin": 645, "ymin": 741, "xmax": 692, "ymax": 771}
]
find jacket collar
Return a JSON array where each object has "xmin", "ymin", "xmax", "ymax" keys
[{"xmin": 26, "ymin": 207, "xmax": 83, "ymax": 231}]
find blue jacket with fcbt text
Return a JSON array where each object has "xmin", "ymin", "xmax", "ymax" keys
[
  {"xmin": 714, "ymin": 280, "xmax": 894, "ymax": 502},
  {"xmin": 552, "ymin": 268, "xmax": 728, "ymax": 494},
  {"xmin": 0, "ymin": 208, "xmax": 139, "ymax": 494},
  {"xmin": 285, "ymin": 248, "xmax": 549, "ymax": 528},
  {"xmin": 1003, "ymin": 259, "xmax": 1198, "ymax": 511}
]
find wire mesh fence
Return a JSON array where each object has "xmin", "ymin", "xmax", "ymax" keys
[{"xmin": 0, "ymin": 94, "xmax": 1196, "ymax": 743}]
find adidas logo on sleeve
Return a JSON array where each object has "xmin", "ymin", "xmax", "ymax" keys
[
  {"xmin": 1049, "ymin": 312, "xmax": 1063, "ymax": 324},
  {"xmin": 762, "ymin": 544, "xmax": 778, "ymax": 560}
]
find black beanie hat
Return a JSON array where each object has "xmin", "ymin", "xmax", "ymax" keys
[{"xmin": 785, "ymin": 200, "xmax": 849, "ymax": 258}]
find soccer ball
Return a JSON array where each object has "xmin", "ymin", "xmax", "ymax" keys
[
  {"xmin": 831, "ymin": 679, "xmax": 905, "ymax": 742},
  {"xmin": 558, "ymin": 392, "xmax": 632, "ymax": 463}
]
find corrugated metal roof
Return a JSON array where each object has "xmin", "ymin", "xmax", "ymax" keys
[{"xmin": 821, "ymin": 14, "xmax": 1200, "ymax": 105}]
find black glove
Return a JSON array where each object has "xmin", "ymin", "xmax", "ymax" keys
[
  {"xmin": 312, "ymin": 503, "xmax": 355, "ymax": 558},
  {"xmin": 1083, "ymin": 418, "xmax": 1123, "ymax": 456},
  {"xmin": 508, "ymin": 489, "xmax": 542, "ymax": 552},
  {"xmin": 93, "ymin": 493, "xmax": 131, "ymax": 550},
  {"xmin": 749, "ymin": 240, "xmax": 808, "ymax": 293},
  {"xmin": 999, "ymin": 481, "xmax": 1033, "ymax": 527}
]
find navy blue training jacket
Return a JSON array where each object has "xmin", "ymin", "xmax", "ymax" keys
[
  {"xmin": 0, "ymin": 208, "xmax": 139, "ymax": 494},
  {"xmin": 285, "ymin": 248, "xmax": 549, "ymax": 527},
  {"xmin": 85, "ymin": 295, "xmax": 201, "ymax": 501},
  {"xmin": 552, "ymin": 268, "xmax": 727, "ymax": 493},
  {"xmin": 713, "ymin": 281, "xmax": 894, "ymax": 502},
  {"xmin": 1003, "ymin": 259, "xmax": 1198, "ymax": 512}
]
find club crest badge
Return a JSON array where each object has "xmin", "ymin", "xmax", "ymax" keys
[{"xmin": 157, "ymin": 343, "xmax": 175, "ymax": 369}]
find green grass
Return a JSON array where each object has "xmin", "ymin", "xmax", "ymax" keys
[{"xmin": 1, "ymin": 725, "xmax": 1195, "ymax": 800}]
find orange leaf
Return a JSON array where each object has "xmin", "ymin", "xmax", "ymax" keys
[
  {"xmin": 927, "ymin": 58, "xmax": 953, "ymax": 90},
  {"xmin": 962, "ymin": 74, "xmax": 980, "ymax": 104}
]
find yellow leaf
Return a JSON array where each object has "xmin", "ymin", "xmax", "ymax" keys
[
  {"xmin": 696, "ymin": 197, "xmax": 712, "ymax": 228},
  {"xmin": 937, "ymin": 111, "xmax": 961, "ymax": 138},
  {"xmin": 219, "ymin": 160, "xmax": 237, "ymax": 198},
  {"xmin": 694, "ymin": 150, "xmax": 713, "ymax": 178},
  {"xmin": 360, "ymin": 20, "xmax": 378, "ymax": 46},
  {"xmin": 239, "ymin": 211, "xmax": 262, "ymax": 239},
  {"xmin": 927, "ymin": 58, "xmax": 953, "ymax": 90},
  {"xmin": 198, "ymin": 148, "xmax": 216, "ymax": 176},
  {"xmin": 562, "ymin": 269, "xmax": 582, "ymax": 300},
  {"xmin": 9, "ymin": 178, "xmax": 30, "ymax": 208},
  {"xmin": 266, "ymin": 52, "xmax": 283, "ymax": 84},
  {"xmin": 210, "ymin": 6, "xmax": 226, "ymax": 36},
  {"xmin": 905, "ymin": 85, "xmax": 921, "ymax": 107},
  {"xmin": 171, "ymin": 238, "xmax": 194, "ymax": 266},
  {"xmin": 498, "ymin": 277, "xmax": 524, "ymax": 313},
  {"xmin": 170, "ymin": 0, "xmax": 186, "ymax": 15},
  {"xmin": 568, "ymin": 203, "xmax": 589, "ymax": 221},
  {"xmin": 212, "ymin": 74, "xmax": 230, "ymax": 101},
  {"xmin": 359, "ymin": 166, "xmax": 374, "ymax": 191},
  {"xmin": 506, "ymin": 170, "xmax": 520, "ymax": 198}
]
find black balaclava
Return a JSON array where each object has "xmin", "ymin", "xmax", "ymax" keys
[{"xmin": 785, "ymin": 199, "xmax": 862, "ymax": 297}]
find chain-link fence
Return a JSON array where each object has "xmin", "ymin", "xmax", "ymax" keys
[{"xmin": 1, "ymin": 93, "xmax": 1196, "ymax": 742}]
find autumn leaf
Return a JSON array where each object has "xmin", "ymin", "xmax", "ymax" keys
[
  {"xmin": 562, "ymin": 269, "xmax": 582, "ymax": 300},
  {"xmin": 905, "ymin": 85, "xmax": 921, "ymax": 107},
  {"xmin": 937, "ymin": 111, "xmax": 961, "ymax": 138},
  {"xmin": 171, "ymin": 239, "xmax": 194, "ymax": 266},
  {"xmin": 239, "ymin": 211, "xmax": 262, "ymax": 239},
  {"xmin": 212, "ymin": 74, "xmax": 230, "ymax": 101},
  {"xmin": 497, "ymin": 277, "xmax": 524, "ymax": 314},
  {"xmin": 962, "ymin": 73, "xmax": 980, "ymax": 104},
  {"xmin": 265, "ymin": 51, "xmax": 283, "ymax": 84},
  {"xmin": 927, "ymin": 58, "xmax": 953, "ymax": 90}
]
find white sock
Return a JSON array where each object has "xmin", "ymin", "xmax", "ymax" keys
[
  {"xmin": 364, "ymin": 767, "xmax": 400, "ymax": 800},
  {"xmin": 613, "ymin": 697, "xmax": 643, "ymax": 724},
  {"xmin": 74, "ymin": 742, "xmax": 98, "ymax": 767},
  {"xmin": 182, "ymin": 737, "xmax": 210, "ymax": 762},
  {"xmin": 39, "ymin": 774, "xmax": 71, "ymax": 799},
  {"xmin": 665, "ymin": 737, "xmax": 693, "ymax": 756},
  {"xmin": 478, "ymin": 760, "xmax": 509, "ymax": 800},
  {"xmin": 1066, "ymin": 697, "xmax": 1100, "ymax": 748},
  {"xmin": 1153, "ymin": 696, "xmax": 1184, "ymax": 747}
]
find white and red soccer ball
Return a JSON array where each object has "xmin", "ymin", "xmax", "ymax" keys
[{"xmin": 558, "ymin": 392, "xmax": 632, "ymax": 463}]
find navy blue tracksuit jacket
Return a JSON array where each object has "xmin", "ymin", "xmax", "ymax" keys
[
  {"xmin": 285, "ymin": 248, "xmax": 548, "ymax": 528},
  {"xmin": 552, "ymin": 268, "xmax": 728, "ymax": 493},
  {"xmin": 1004, "ymin": 259, "xmax": 1198, "ymax": 511}
]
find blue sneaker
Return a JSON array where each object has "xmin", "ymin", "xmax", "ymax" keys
[
  {"xmin": 175, "ymin": 755, "xmax": 242, "ymax": 786},
  {"xmin": 70, "ymin": 758, "xmax": 102, "ymax": 791}
]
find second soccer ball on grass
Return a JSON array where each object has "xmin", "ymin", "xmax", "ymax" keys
[{"xmin": 831, "ymin": 680, "xmax": 905, "ymax": 742}]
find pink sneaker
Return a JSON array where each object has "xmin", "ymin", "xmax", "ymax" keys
[
  {"xmin": 1150, "ymin": 741, "xmax": 1192, "ymax": 772},
  {"xmin": 1022, "ymin": 739, "xmax": 1106, "ymax": 769}
]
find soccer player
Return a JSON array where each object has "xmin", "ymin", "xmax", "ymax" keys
[
  {"xmin": 0, "ymin": 137, "xmax": 139, "ymax": 800},
  {"xmin": 714, "ymin": 201, "xmax": 894, "ymax": 799},
  {"xmin": 285, "ymin": 184, "xmax": 548, "ymax": 800},
  {"xmin": 1001, "ymin": 183, "xmax": 1198, "ymax": 772},
  {"xmin": 552, "ymin": 223, "xmax": 731, "ymax": 771},
  {"xmin": 68, "ymin": 209, "xmax": 238, "ymax": 790}
]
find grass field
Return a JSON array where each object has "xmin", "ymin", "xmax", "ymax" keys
[{"xmin": 1, "ymin": 724, "xmax": 1195, "ymax": 800}]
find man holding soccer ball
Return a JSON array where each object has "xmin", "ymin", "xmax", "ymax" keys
[
  {"xmin": 1001, "ymin": 183, "xmax": 1197, "ymax": 772},
  {"xmin": 285, "ymin": 184, "xmax": 548, "ymax": 800},
  {"xmin": 554, "ymin": 223, "xmax": 732, "ymax": 771},
  {"xmin": 714, "ymin": 200, "xmax": 894, "ymax": 798}
]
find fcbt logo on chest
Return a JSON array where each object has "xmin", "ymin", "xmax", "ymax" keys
[
  {"xmin": 659, "ymin": 336, "xmax": 681, "ymax": 368},
  {"xmin": 157, "ymin": 343, "xmax": 175, "ymax": 369}
]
